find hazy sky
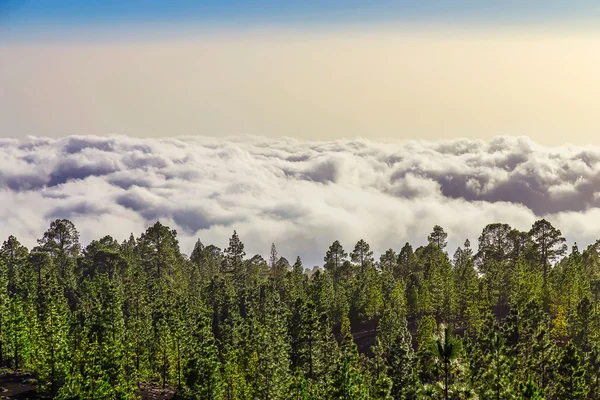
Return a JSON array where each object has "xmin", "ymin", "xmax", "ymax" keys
[{"xmin": 1, "ymin": 1, "xmax": 600, "ymax": 144}]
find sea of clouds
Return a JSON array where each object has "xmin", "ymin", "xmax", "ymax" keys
[{"xmin": 1, "ymin": 135, "xmax": 600, "ymax": 267}]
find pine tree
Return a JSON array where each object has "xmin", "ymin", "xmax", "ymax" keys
[
  {"xmin": 571, "ymin": 296, "xmax": 596, "ymax": 351},
  {"xmin": 379, "ymin": 249, "xmax": 397, "ymax": 276},
  {"xmin": 123, "ymin": 242, "xmax": 153, "ymax": 386},
  {"xmin": 414, "ymin": 244, "xmax": 455, "ymax": 320},
  {"xmin": 518, "ymin": 376, "xmax": 544, "ymax": 400},
  {"xmin": 550, "ymin": 305, "xmax": 569, "ymax": 343},
  {"xmin": 222, "ymin": 354, "xmax": 250, "ymax": 400},
  {"xmin": 433, "ymin": 325, "xmax": 462, "ymax": 400},
  {"xmin": 555, "ymin": 341, "xmax": 588, "ymax": 399},
  {"xmin": 416, "ymin": 314, "xmax": 438, "ymax": 384},
  {"xmin": 137, "ymin": 221, "xmax": 182, "ymax": 283},
  {"xmin": 4, "ymin": 216, "xmax": 600, "ymax": 399},
  {"xmin": 366, "ymin": 338, "xmax": 393, "ymax": 400},
  {"xmin": 185, "ymin": 318, "xmax": 223, "ymax": 400},
  {"xmin": 530, "ymin": 323, "xmax": 556, "ymax": 393},
  {"xmin": 289, "ymin": 256, "xmax": 306, "ymax": 303},
  {"xmin": 587, "ymin": 343, "xmax": 600, "ymax": 399},
  {"xmin": 253, "ymin": 285, "xmax": 291, "ymax": 400},
  {"xmin": 351, "ymin": 239, "xmax": 374, "ymax": 275},
  {"xmin": 528, "ymin": 219, "xmax": 567, "ymax": 309},
  {"xmin": 190, "ymin": 238, "xmax": 204, "ymax": 266},
  {"xmin": 329, "ymin": 317, "xmax": 369, "ymax": 400},
  {"xmin": 428, "ymin": 225, "xmax": 448, "ymax": 249},
  {"xmin": 481, "ymin": 333, "xmax": 515, "ymax": 400},
  {"xmin": 452, "ymin": 239, "xmax": 478, "ymax": 322},
  {"xmin": 246, "ymin": 254, "xmax": 270, "ymax": 288},
  {"xmin": 1, "ymin": 235, "xmax": 30, "ymax": 296},
  {"xmin": 376, "ymin": 279, "xmax": 406, "ymax": 351},
  {"xmin": 387, "ymin": 318, "xmax": 419, "ymax": 400},
  {"xmin": 469, "ymin": 312, "xmax": 515, "ymax": 399},
  {"xmin": 289, "ymin": 298, "xmax": 338, "ymax": 387},
  {"xmin": 352, "ymin": 262, "xmax": 383, "ymax": 322},
  {"xmin": 37, "ymin": 219, "xmax": 81, "ymax": 310},
  {"xmin": 6, "ymin": 295, "xmax": 29, "ymax": 370},
  {"xmin": 223, "ymin": 231, "xmax": 247, "ymax": 293},
  {"xmin": 308, "ymin": 270, "xmax": 335, "ymax": 323},
  {"xmin": 0, "ymin": 256, "xmax": 10, "ymax": 367},
  {"xmin": 288, "ymin": 368, "xmax": 311, "ymax": 400},
  {"xmin": 32, "ymin": 273, "xmax": 72, "ymax": 397},
  {"xmin": 269, "ymin": 243, "xmax": 279, "ymax": 270},
  {"xmin": 60, "ymin": 329, "xmax": 118, "ymax": 399},
  {"xmin": 397, "ymin": 243, "xmax": 415, "ymax": 282},
  {"xmin": 168, "ymin": 300, "xmax": 188, "ymax": 390},
  {"xmin": 272, "ymin": 257, "xmax": 290, "ymax": 283},
  {"xmin": 324, "ymin": 240, "xmax": 348, "ymax": 284}
]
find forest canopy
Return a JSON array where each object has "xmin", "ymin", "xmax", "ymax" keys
[{"xmin": 0, "ymin": 217, "xmax": 599, "ymax": 399}]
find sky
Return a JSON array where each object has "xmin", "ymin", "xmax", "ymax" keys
[
  {"xmin": 1, "ymin": 1, "xmax": 600, "ymax": 144},
  {"xmin": 2, "ymin": 2, "xmax": 600, "ymax": 263}
]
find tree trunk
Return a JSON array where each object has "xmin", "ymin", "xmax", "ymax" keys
[
  {"xmin": 50, "ymin": 311, "xmax": 56, "ymax": 399},
  {"xmin": 177, "ymin": 341, "xmax": 181, "ymax": 388},
  {"xmin": 496, "ymin": 350, "xmax": 500, "ymax": 400},
  {"xmin": 444, "ymin": 363, "xmax": 449, "ymax": 400},
  {"xmin": 162, "ymin": 345, "xmax": 167, "ymax": 389},
  {"xmin": 14, "ymin": 335, "xmax": 18, "ymax": 370}
]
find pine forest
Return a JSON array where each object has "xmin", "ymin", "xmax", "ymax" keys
[{"xmin": 1, "ymin": 218, "xmax": 600, "ymax": 399}]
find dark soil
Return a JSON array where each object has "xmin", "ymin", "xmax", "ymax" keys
[
  {"xmin": 0, "ymin": 371, "xmax": 38, "ymax": 399},
  {"xmin": 0, "ymin": 372, "xmax": 180, "ymax": 400},
  {"xmin": 137, "ymin": 383, "xmax": 177, "ymax": 400}
]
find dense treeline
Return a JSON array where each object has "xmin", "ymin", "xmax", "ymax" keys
[{"xmin": 1, "ymin": 218, "xmax": 599, "ymax": 399}]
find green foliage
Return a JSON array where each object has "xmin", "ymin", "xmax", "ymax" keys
[
  {"xmin": 32, "ymin": 275, "xmax": 72, "ymax": 397},
  {"xmin": 453, "ymin": 240, "xmax": 478, "ymax": 322},
  {"xmin": 184, "ymin": 320, "xmax": 222, "ymax": 400},
  {"xmin": 428, "ymin": 225, "xmax": 448, "ymax": 249},
  {"xmin": 329, "ymin": 327, "xmax": 369, "ymax": 400},
  {"xmin": 416, "ymin": 314, "xmax": 438, "ymax": 384},
  {"xmin": 1, "ymin": 218, "xmax": 600, "ymax": 399},
  {"xmin": 366, "ymin": 338, "xmax": 393, "ymax": 400},
  {"xmin": 555, "ymin": 341, "xmax": 589, "ymax": 399},
  {"xmin": 376, "ymin": 279, "xmax": 406, "ymax": 351},
  {"xmin": 572, "ymin": 296, "xmax": 597, "ymax": 351},
  {"xmin": 324, "ymin": 240, "xmax": 349, "ymax": 284},
  {"xmin": 433, "ymin": 325, "xmax": 462, "ymax": 400},
  {"xmin": 518, "ymin": 376, "xmax": 544, "ymax": 400},
  {"xmin": 387, "ymin": 318, "xmax": 419, "ymax": 399}
]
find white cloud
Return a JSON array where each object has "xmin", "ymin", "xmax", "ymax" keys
[{"xmin": 1, "ymin": 135, "xmax": 599, "ymax": 267}]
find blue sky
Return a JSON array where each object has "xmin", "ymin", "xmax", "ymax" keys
[
  {"xmin": 2, "ymin": 0, "xmax": 600, "ymax": 39},
  {"xmin": 2, "ymin": 1, "xmax": 600, "ymax": 144}
]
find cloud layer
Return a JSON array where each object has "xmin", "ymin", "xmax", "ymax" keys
[{"xmin": 1, "ymin": 135, "xmax": 600, "ymax": 266}]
